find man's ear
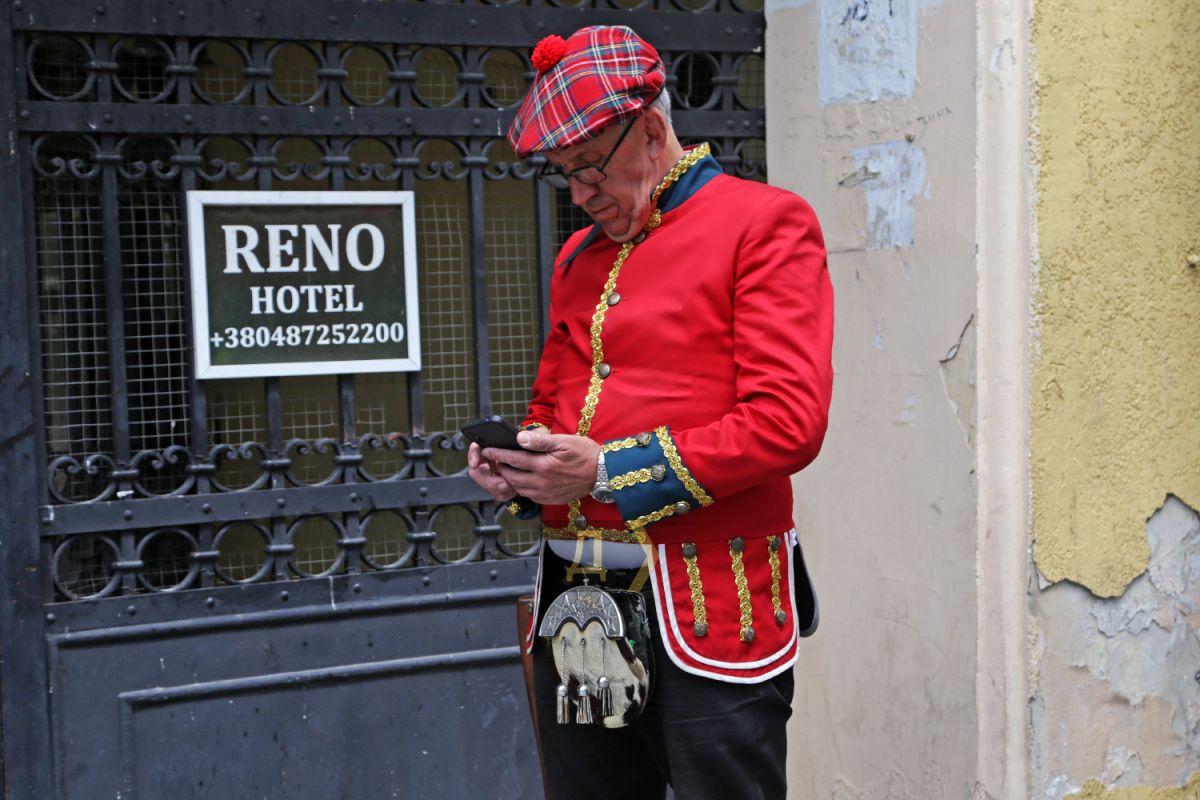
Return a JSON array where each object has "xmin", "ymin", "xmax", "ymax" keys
[{"xmin": 641, "ymin": 107, "xmax": 670, "ymax": 159}]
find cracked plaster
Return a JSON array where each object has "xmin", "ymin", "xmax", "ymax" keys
[{"xmin": 1033, "ymin": 498, "xmax": 1200, "ymax": 797}]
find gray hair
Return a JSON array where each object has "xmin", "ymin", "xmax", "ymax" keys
[{"xmin": 649, "ymin": 88, "xmax": 673, "ymax": 128}]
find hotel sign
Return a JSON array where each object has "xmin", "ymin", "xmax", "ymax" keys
[{"xmin": 187, "ymin": 191, "xmax": 420, "ymax": 379}]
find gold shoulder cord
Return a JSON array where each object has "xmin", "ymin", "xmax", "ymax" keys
[{"xmin": 564, "ymin": 143, "xmax": 712, "ymax": 534}]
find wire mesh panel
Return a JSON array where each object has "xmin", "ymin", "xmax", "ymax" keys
[{"xmin": 18, "ymin": 3, "xmax": 767, "ymax": 601}]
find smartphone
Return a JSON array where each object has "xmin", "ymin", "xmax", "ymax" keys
[{"xmin": 461, "ymin": 415, "xmax": 526, "ymax": 450}]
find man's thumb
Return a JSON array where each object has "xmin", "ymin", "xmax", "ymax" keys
[{"xmin": 517, "ymin": 429, "xmax": 553, "ymax": 451}]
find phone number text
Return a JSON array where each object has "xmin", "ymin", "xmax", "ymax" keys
[{"xmin": 209, "ymin": 323, "xmax": 406, "ymax": 350}]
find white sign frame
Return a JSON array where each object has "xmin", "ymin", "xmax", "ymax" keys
[{"xmin": 187, "ymin": 190, "xmax": 421, "ymax": 380}]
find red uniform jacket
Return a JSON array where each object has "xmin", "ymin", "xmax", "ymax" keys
[{"xmin": 524, "ymin": 157, "xmax": 834, "ymax": 681}]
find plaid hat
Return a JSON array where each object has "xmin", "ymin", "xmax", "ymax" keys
[{"xmin": 507, "ymin": 26, "xmax": 666, "ymax": 158}]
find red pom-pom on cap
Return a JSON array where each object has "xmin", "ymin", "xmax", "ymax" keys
[{"xmin": 531, "ymin": 35, "xmax": 568, "ymax": 73}]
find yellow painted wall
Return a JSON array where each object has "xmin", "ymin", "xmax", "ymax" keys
[
  {"xmin": 1067, "ymin": 772, "xmax": 1200, "ymax": 800},
  {"xmin": 1032, "ymin": 0, "xmax": 1200, "ymax": 598}
]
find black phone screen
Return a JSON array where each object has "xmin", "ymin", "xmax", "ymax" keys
[{"xmin": 461, "ymin": 416, "xmax": 525, "ymax": 450}]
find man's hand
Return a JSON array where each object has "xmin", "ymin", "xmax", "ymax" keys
[
  {"xmin": 467, "ymin": 442, "xmax": 518, "ymax": 503},
  {"xmin": 484, "ymin": 429, "xmax": 601, "ymax": 506}
]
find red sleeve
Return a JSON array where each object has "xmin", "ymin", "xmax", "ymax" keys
[{"xmin": 670, "ymin": 191, "xmax": 834, "ymax": 498}]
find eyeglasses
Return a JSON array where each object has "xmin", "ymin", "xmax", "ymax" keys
[{"xmin": 536, "ymin": 114, "xmax": 638, "ymax": 190}]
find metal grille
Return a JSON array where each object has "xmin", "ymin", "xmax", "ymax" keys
[
  {"xmin": 416, "ymin": 173, "xmax": 474, "ymax": 440},
  {"xmin": 35, "ymin": 135, "xmax": 111, "ymax": 502},
  {"xmin": 120, "ymin": 138, "xmax": 191, "ymax": 473},
  {"xmin": 19, "ymin": 1, "xmax": 767, "ymax": 601}
]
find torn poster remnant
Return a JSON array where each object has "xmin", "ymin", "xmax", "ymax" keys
[{"xmin": 850, "ymin": 140, "xmax": 926, "ymax": 249}]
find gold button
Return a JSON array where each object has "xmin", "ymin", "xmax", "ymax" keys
[
  {"xmin": 730, "ymin": 536, "xmax": 745, "ymax": 553},
  {"xmin": 769, "ymin": 536, "xmax": 782, "ymax": 552},
  {"xmin": 774, "ymin": 609, "xmax": 788, "ymax": 625},
  {"xmin": 633, "ymin": 232, "xmax": 647, "ymax": 244},
  {"xmin": 635, "ymin": 432, "xmax": 653, "ymax": 447},
  {"xmin": 607, "ymin": 292, "xmax": 621, "ymax": 306},
  {"xmin": 597, "ymin": 363, "xmax": 611, "ymax": 379},
  {"xmin": 573, "ymin": 515, "xmax": 588, "ymax": 531},
  {"xmin": 673, "ymin": 501, "xmax": 690, "ymax": 516},
  {"xmin": 681, "ymin": 542, "xmax": 698, "ymax": 559},
  {"xmin": 650, "ymin": 464, "xmax": 667, "ymax": 482},
  {"xmin": 693, "ymin": 621, "xmax": 708, "ymax": 637},
  {"xmin": 740, "ymin": 626, "xmax": 756, "ymax": 643}
]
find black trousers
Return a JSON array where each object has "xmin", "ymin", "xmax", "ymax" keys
[{"xmin": 531, "ymin": 557, "xmax": 794, "ymax": 800}]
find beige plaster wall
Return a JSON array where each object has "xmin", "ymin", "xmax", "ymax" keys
[
  {"xmin": 1030, "ymin": 0, "xmax": 1200, "ymax": 797},
  {"xmin": 765, "ymin": 1, "xmax": 980, "ymax": 796}
]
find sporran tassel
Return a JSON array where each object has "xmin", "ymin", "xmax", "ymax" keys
[
  {"xmin": 556, "ymin": 683, "xmax": 570, "ymax": 725},
  {"xmin": 597, "ymin": 675, "xmax": 613, "ymax": 718},
  {"xmin": 575, "ymin": 684, "xmax": 593, "ymax": 725}
]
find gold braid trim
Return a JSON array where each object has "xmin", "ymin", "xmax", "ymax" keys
[
  {"xmin": 625, "ymin": 503, "xmax": 681, "ymax": 531},
  {"xmin": 543, "ymin": 145, "xmax": 712, "ymax": 548},
  {"xmin": 575, "ymin": 240, "xmax": 634, "ymax": 438},
  {"xmin": 571, "ymin": 143, "xmax": 713, "ymax": 441},
  {"xmin": 655, "ymin": 426, "xmax": 714, "ymax": 507},
  {"xmin": 601, "ymin": 437, "xmax": 639, "ymax": 453},
  {"xmin": 542, "ymin": 525, "xmax": 650, "ymax": 545},
  {"xmin": 507, "ymin": 500, "xmax": 523, "ymax": 516},
  {"xmin": 731, "ymin": 545, "xmax": 754, "ymax": 642},
  {"xmin": 610, "ymin": 468, "xmax": 654, "ymax": 491},
  {"xmin": 682, "ymin": 543, "xmax": 708, "ymax": 636},
  {"xmin": 768, "ymin": 536, "xmax": 785, "ymax": 625}
]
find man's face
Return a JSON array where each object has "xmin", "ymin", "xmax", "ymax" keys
[{"xmin": 546, "ymin": 117, "xmax": 659, "ymax": 243}]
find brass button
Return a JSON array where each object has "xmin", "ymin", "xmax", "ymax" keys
[
  {"xmin": 597, "ymin": 363, "xmax": 611, "ymax": 379},
  {"xmin": 693, "ymin": 621, "xmax": 708, "ymax": 637},
  {"xmin": 573, "ymin": 515, "xmax": 588, "ymax": 531},
  {"xmin": 740, "ymin": 626, "xmax": 756, "ymax": 643},
  {"xmin": 607, "ymin": 292, "xmax": 621, "ymax": 306},
  {"xmin": 633, "ymin": 232, "xmax": 647, "ymax": 244},
  {"xmin": 681, "ymin": 542, "xmax": 697, "ymax": 559},
  {"xmin": 673, "ymin": 501, "xmax": 690, "ymax": 516},
  {"xmin": 774, "ymin": 609, "xmax": 787, "ymax": 625},
  {"xmin": 635, "ymin": 431, "xmax": 653, "ymax": 447},
  {"xmin": 730, "ymin": 536, "xmax": 745, "ymax": 553},
  {"xmin": 769, "ymin": 536, "xmax": 782, "ymax": 552},
  {"xmin": 650, "ymin": 464, "xmax": 667, "ymax": 482}
]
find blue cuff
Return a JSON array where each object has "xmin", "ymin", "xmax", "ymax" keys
[
  {"xmin": 602, "ymin": 427, "xmax": 714, "ymax": 529},
  {"xmin": 506, "ymin": 496, "xmax": 541, "ymax": 520}
]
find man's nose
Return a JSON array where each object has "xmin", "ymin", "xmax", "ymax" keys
[{"xmin": 568, "ymin": 179, "xmax": 597, "ymax": 207}]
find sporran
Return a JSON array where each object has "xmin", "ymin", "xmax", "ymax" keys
[{"xmin": 538, "ymin": 584, "xmax": 653, "ymax": 729}]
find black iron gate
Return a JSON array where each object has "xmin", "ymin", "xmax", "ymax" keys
[{"xmin": 0, "ymin": 1, "xmax": 765, "ymax": 797}]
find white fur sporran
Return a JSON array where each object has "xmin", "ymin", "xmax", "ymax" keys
[{"xmin": 538, "ymin": 584, "xmax": 652, "ymax": 729}]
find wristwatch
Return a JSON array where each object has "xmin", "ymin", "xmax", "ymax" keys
[{"xmin": 590, "ymin": 450, "xmax": 616, "ymax": 504}]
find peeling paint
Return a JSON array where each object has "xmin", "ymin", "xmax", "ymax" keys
[
  {"xmin": 989, "ymin": 39, "xmax": 1015, "ymax": 74},
  {"xmin": 1102, "ymin": 747, "xmax": 1145, "ymax": 788},
  {"xmin": 1033, "ymin": 498, "xmax": 1200, "ymax": 795},
  {"xmin": 892, "ymin": 393, "xmax": 917, "ymax": 425},
  {"xmin": 939, "ymin": 315, "xmax": 976, "ymax": 450},
  {"xmin": 851, "ymin": 140, "xmax": 926, "ymax": 249},
  {"xmin": 818, "ymin": 0, "xmax": 917, "ymax": 105}
]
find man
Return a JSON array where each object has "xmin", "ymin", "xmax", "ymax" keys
[{"xmin": 467, "ymin": 25, "xmax": 833, "ymax": 800}]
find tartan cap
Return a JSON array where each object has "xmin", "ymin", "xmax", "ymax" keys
[{"xmin": 507, "ymin": 25, "xmax": 666, "ymax": 158}]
